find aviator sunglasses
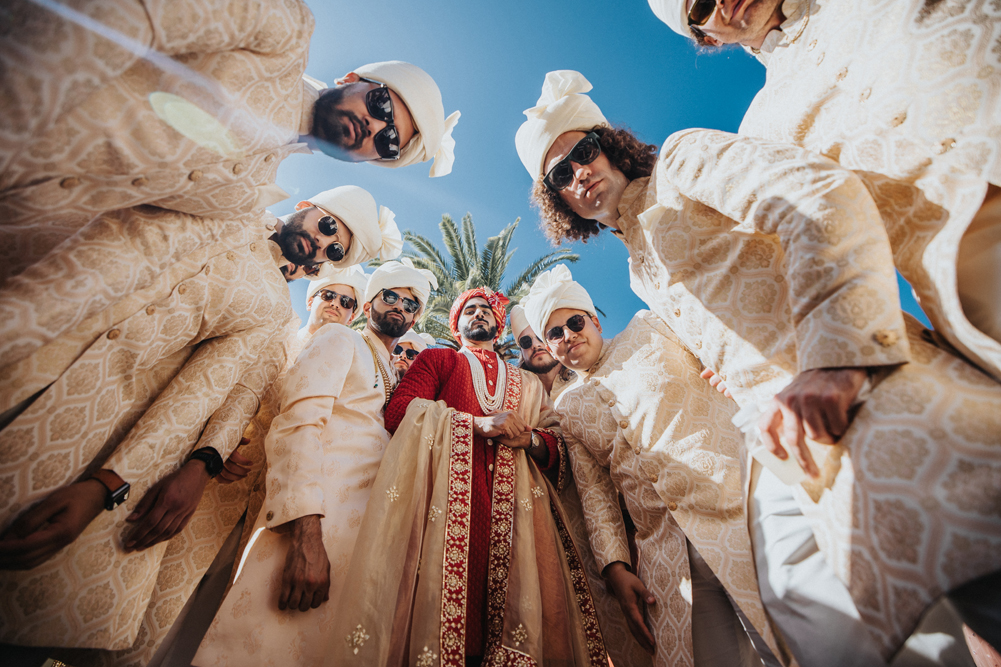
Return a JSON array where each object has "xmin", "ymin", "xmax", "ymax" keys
[
  {"xmin": 518, "ymin": 334, "xmax": 542, "ymax": 350},
  {"xmin": 543, "ymin": 132, "xmax": 602, "ymax": 192},
  {"xmin": 545, "ymin": 314, "xmax": 587, "ymax": 342},
  {"xmin": 380, "ymin": 289, "xmax": 420, "ymax": 314},
  {"xmin": 361, "ymin": 79, "xmax": 402, "ymax": 161},
  {"xmin": 318, "ymin": 289, "xmax": 356, "ymax": 311},
  {"xmin": 687, "ymin": 0, "xmax": 719, "ymax": 27},
  {"xmin": 317, "ymin": 215, "xmax": 346, "ymax": 262},
  {"xmin": 393, "ymin": 345, "xmax": 420, "ymax": 361}
]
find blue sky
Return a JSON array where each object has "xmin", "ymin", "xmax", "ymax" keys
[{"xmin": 278, "ymin": 0, "xmax": 928, "ymax": 335}]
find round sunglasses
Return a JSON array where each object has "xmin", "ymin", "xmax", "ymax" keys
[
  {"xmin": 545, "ymin": 313, "xmax": 587, "ymax": 342},
  {"xmin": 543, "ymin": 132, "xmax": 602, "ymax": 192},
  {"xmin": 362, "ymin": 80, "xmax": 401, "ymax": 161},
  {"xmin": 317, "ymin": 289, "xmax": 356, "ymax": 311},
  {"xmin": 518, "ymin": 334, "xmax": 542, "ymax": 350},
  {"xmin": 380, "ymin": 289, "xmax": 420, "ymax": 314},
  {"xmin": 393, "ymin": 345, "xmax": 420, "ymax": 360},
  {"xmin": 317, "ymin": 215, "xmax": 346, "ymax": 262},
  {"xmin": 687, "ymin": 0, "xmax": 719, "ymax": 27}
]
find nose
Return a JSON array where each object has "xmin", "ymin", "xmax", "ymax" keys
[{"xmin": 571, "ymin": 161, "xmax": 591, "ymax": 189}]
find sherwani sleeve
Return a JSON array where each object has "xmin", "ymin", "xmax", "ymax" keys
[
  {"xmin": 261, "ymin": 325, "xmax": 354, "ymax": 527},
  {"xmin": 659, "ymin": 129, "xmax": 911, "ymax": 372},
  {"xmin": 532, "ymin": 386, "xmax": 568, "ymax": 489}
]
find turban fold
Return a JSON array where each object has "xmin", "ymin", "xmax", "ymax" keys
[
  {"xmin": 397, "ymin": 329, "xmax": 435, "ymax": 352},
  {"xmin": 449, "ymin": 287, "xmax": 509, "ymax": 341},
  {"xmin": 648, "ymin": 0, "xmax": 690, "ymax": 37},
  {"xmin": 301, "ymin": 185, "xmax": 403, "ymax": 268},
  {"xmin": 364, "ymin": 259, "xmax": 438, "ymax": 314},
  {"xmin": 353, "ymin": 61, "xmax": 461, "ymax": 177},
  {"xmin": 515, "ymin": 70, "xmax": 608, "ymax": 181},
  {"xmin": 305, "ymin": 264, "xmax": 369, "ymax": 313},
  {"xmin": 508, "ymin": 304, "xmax": 531, "ymax": 337},
  {"xmin": 524, "ymin": 265, "xmax": 596, "ymax": 342}
]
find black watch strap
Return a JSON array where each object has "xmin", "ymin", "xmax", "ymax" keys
[{"xmin": 189, "ymin": 447, "xmax": 225, "ymax": 478}]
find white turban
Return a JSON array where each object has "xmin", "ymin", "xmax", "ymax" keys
[
  {"xmin": 303, "ymin": 185, "xmax": 403, "ymax": 268},
  {"xmin": 515, "ymin": 70, "xmax": 608, "ymax": 181},
  {"xmin": 508, "ymin": 304, "xmax": 531, "ymax": 337},
  {"xmin": 305, "ymin": 264, "xmax": 369, "ymax": 313},
  {"xmin": 648, "ymin": 0, "xmax": 689, "ymax": 37},
  {"xmin": 397, "ymin": 329, "xmax": 435, "ymax": 352},
  {"xmin": 364, "ymin": 258, "xmax": 439, "ymax": 314},
  {"xmin": 524, "ymin": 265, "xmax": 596, "ymax": 342},
  {"xmin": 353, "ymin": 61, "xmax": 461, "ymax": 177}
]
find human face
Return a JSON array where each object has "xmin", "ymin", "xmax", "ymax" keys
[
  {"xmin": 691, "ymin": 0, "xmax": 784, "ymax": 49},
  {"xmin": 311, "ymin": 74, "xmax": 416, "ymax": 162},
  {"xmin": 544, "ymin": 131, "xmax": 629, "ymax": 227},
  {"xmin": 392, "ymin": 342, "xmax": 418, "ymax": 373},
  {"xmin": 516, "ymin": 326, "xmax": 558, "ymax": 374},
  {"xmin": 278, "ymin": 206, "xmax": 353, "ymax": 268},
  {"xmin": 364, "ymin": 286, "xmax": 417, "ymax": 338},
  {"xmin": 544, "ymin": 308, "xmax": 603, "ymax": 371},
  {"xmin": 458, "ymin": 297, "xmax": 497, "ymax": 342},
  {"xmin": 306, "ymin": 284, "xmax": 357, "ymax": 329}
]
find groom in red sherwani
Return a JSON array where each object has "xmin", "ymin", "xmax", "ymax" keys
[{"xmin": 384, "ymin": 288, "xmax": 563, "ymax": 663}]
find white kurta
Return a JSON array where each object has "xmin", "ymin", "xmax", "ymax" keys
[{"xmin": 193, "ymin": 325, "xmax": 394, "ymax": 667}]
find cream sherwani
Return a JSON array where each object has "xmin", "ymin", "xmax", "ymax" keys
[
  {"xmin": 193, "ymin": 325, "xmax": 395, "ymax": 667},
  {"xmin": 555, "ymin": 310, "xmax": 781, "ymax": 667},
  {"xmin": 739, "ymin": 0, "xmax": 1001, "ymax": 380},
  {"xmin": 0, "ymin": 207, "xmax": 296, "ymax": 651},
  {"xmin": 0, "ymin": 0, "xmax": 317, "ymax": 285},
  {"xmin": 614, "ymin": 128, "xmax": 1001, "ymax": 658}
]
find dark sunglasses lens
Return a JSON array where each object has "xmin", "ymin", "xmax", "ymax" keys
[
  {"xmin": 366, "ymin": 86, "xmax": 393, "ymax": 122},
  {"xmin": 546, "ymin": 161, "xmax": 575, "ymax": 191},
  {"xmin": 318, "ymin": 216, "xmax": 337, "ymax": 236},
  {"xmin": 319, "ymin": 290, "xmax": 334, "ymax": 302},
  {"xmin": 325, "ymin": 243, "xmax": 345, "ymax": 262},
  {"xmin": 394, "ymin": 345, "xmax": 404, "ymax": 355},
  {"xmin": 373, "ymin": 126, "xmax": 400, "ymax": 160},
  {"xmin": 405, "ymin": 349, "xmax": 419, "ymax": 360},
  {"xmin": 402, "ymin": 297, "xmax": 419, "ymax": 314},
  {"xmin": 382, "ymin": 290, "xmax": 398, "ymax": 305},
  {"xmin": 302, "ymin": 264, "xmax": 321, "ymax": 276},
  {"xmin": 545, "ymin": 326, "xmax": 564, "ymax": 342},
  {"xmin": 689, "ymin": 0, "xmax": 715, "ymax": 25},
  {"xmin": 567, "ymin": 314, "xmax": 586, "ymax": 332},
  {"xmin": 340, "ymin": 295, "xmax": 356, "ymax": 310},
  {"xmin": 570, "ymin": 136, "xmax": 601, "ymax": 165},
  {"xmin": 518, "ymin": 335, "xmax": 534, "ymax": 349}
]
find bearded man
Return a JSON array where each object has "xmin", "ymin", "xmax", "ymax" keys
[
  {"xmin": 509, "ymin": 304, "xmax": 569, "ymax": 397},
  {"xmin": 324, "ymin": 287, "xmax": 608, "ymax": 666},
  {"xmin": 391, "ymin": 329, "xmax": 435, "ymax": 375},
  {"xmin": 193, "ymin": 260, "xmax": 435, "ymax": 667},
  {"xmin": 515, "ymin": 70, "xmax": 1001, "ymax": 665},
  {"xmin": 648, "ymin": 0, "xmax": 1001, "ymax": 384}
]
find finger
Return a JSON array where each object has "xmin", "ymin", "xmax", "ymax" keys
[
  {"xmin": 799, "ymin": 395, "xmax": 832, "ymax": 444},
  {"xmin": 126, "ymin": 506, "xmax": 172, "ymax": 550},
  {"xmin": 298, "ymin": 581, "xmax": 312, "ymax": 612},
  {"xmin": 217, "ymin": 470, "xmax": 241, "ymax": 484},
  {"xmin": 146, "ymin": 512, "xmax": 187, "ymax": 549},
  {"xmin": 780, "ymin": 401, "xmax": 818, "ymax": 478},
  {"xmin": 5, "ymin": 495, "xmax": 64, "ymax": 539},
  {"xmin": 822, "ymin": 395, "xmax": 850, "ymax": 441},
  {"xmin": 723, "ymin": 388, "xmax": 733, "ymax": 399},
  {"xmin": 708, "ymin": 374, "xmax": 723, "ymax": 389},
  {"xmin": 311, "ymin": 585, "xmax": 326, "ymax": 609},
  {"xmin": 627, "ymin": 599, "xmax": 656, "ymax": 653},
  {"xmin": 278, "ymin": 573, "xmax": 292, "ymax": 611},
  {"xmin": 0, "ymin": 526, "xmax": 63, "ymax": 568},
  {"xmin": 757, "ymin": 403, "xmax": 788, "ymax": 460},
  {"xmin": 699, "ymin": 368, "xmax": 714, "ymax": 379},
  {"xmin": 227, "ymin": 450, "xmax": 253, "ymax": 466},
  {"xmin": 127, "ymin": 482, "xmax": 162, "ymax": 522}
]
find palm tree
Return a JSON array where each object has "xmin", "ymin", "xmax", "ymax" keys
[{"xmin": 397, "ymin": 213, "xmax": 579, "ymax": 359}]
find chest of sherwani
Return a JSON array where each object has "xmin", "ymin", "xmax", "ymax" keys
[
  {"xmin": 615, "ymin": 128, "xmax": 1001, "ymax": 658},
  {"xmin": 0, "ymin": 0, "xmax": 316, "ymax": 284}
]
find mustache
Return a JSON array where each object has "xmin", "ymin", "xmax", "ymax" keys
[{"xmin": 325, "ymin": 110, "xmax": 367, "ymax": 150}]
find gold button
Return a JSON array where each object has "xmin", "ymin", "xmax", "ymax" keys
[
  {"xmin": 807, "ymin": 39, "xmax": 817, "ymax": 51},
  {"xmin": 264, "ymin": 153, "xmax": 276, "ymax": 163},
  {"xmin": 232, "ymin": 163, "xmax": 245, "ymax": 175},
  {"xmin": 204, "ymin": 265, "xmax": 211, "ymax": 275},
  {"xmin": 873, "ymin": 330, "xmax": 898, "ymax": 347},
  {"xmin": 249, "ymin": 243, "xmax": 257, "ymax": 252},
  {"xmin": 177, "ymin": 284, "xmax": 187, "ymax": 295},
  {"xmin": 226, "ymin": 251, "xmax": 235, "ymax": 261},
  {"xmin": 654, "ymin": 282, "xmax": 661, "ymax": 290},
  {"xmin": 619, "ymin": 420, "xmax": 628, "ymax": 429},
  {"xmin": 934, "ymin": 138, "xmax": 956, "ymax": 154},
  {"xmin": 60, "ymin": 177, "xmax": 81, "ymax": 189},
  {"xmin": 607, "ymin": 399, "xmax": 615, "ymax": 407},
  {"xmin": 107, "ymin": 329, "xmax": 121, "ymax": 340},
  {"xmin": 145, "ymin": 305, "xmax": 156, "ymax": 315},
  {"xmin": 860, "ymin": 88, "xmax": 871, "ymax": 102},
  {"xmin": 667, "ymin": 501, "xmax": 678, "ymax": 511},
  {"xmin": 131, "ymin": 177, "xmax": 148, "ymax": 187},
  {"xmin": 634, "ymin": 253, "xmax": 644, "ymax": 264},
  {"xmin": 890, "ymin": 111, "xmax": 907, "ymax": 127},
  {"xmin": 836, "ymin": 67, "xmax": 848, "ymax": 81},
  {"xmin": 488, "ymin": 464, "xmax": 494, "ymax": 472},
  {"xmin": 266, "ymin": 511, "xmax": 274, "ymax": 521},
  {"xmin": 188, "ymin": 169, "xmax": 203, "ymax": 182},
  {"xmin": 816, "ymin": 53, "xmax": 825, "ymax": 65},
  {"xmin": 487, "ymin": 439, "xmax": 493, "ymax": 446},
  {"xmin": 647, "ymin": 472, "xmax": 657, "ymax": 482},
  {"xmin": 695, "ymin": 341, "xmax": 702, "ymax": 349},
  {"xmin": 674, "ymin": 309, "xmax": 681, "ymax": 317}
]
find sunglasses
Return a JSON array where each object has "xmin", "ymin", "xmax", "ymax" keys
[
  {"xmin": 380, "ymin": 289, "xmax": 420, "ymax": 314},
  {"xmin": 543, "ymin": 132, "xmax": 602, "ymax": 192},
  {"xmin": 518, "ymin": 334, "xmax": 541, "ymax": 350},
  {"xmin": 317, "ymin": 215, "xmax": 346, "ymax": 262},
  {"xmin": 687, "ymin": 0, "xmax": 718, "ymax": 26},
  {"xmin": 393, "ymin": 345, "xmax": 420, "ymax": 360},
  {"xmin": 318, "ymin": 289, "xmax": 356, "ymax": 311},
  {"xmin": 545, "ymin": 313, "xmax": 587, "ymax": 342},
  {"xmin": 362, "ymin": 81, "xmax": 401, "ymax": 161}
]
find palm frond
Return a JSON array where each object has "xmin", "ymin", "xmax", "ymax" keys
[
  {"xmin": 505, "ymin": 250, "xmax": 580, "ymax": 296},
  {"xmin": 439, "ymin": 215, "xmax": 468, "ymax": 279},
  {"xmin": 460, "ymin": 213, "xmax": 478, "ymax": 267},
  {"xmin": 403, "ymin": 231, "xmax": 454, "ymax": 276}
]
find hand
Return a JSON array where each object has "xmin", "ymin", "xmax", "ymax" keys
[
  {"xmin": 217, "ymin": 448, "xmax": 253, "ymax": 484},
  {"xmin": 496, "ymin": 431, "xmax": 532, "ymax": 450},
  {"xmin": 758, "ymin": 367, "xmax": 868, "ymax": 478},
  {"xmin": 699, "ymin": 367, "xmax": 732, "ymax": 399},
  {"xmin": 473, "ymin": 411, "xmax": 528, "ymax": 439},
  {"xmin": 0, "ymin": 479, "xmax": 107, "ymax": 570},
  {"xmin": 604, "ymin": 561, "xmax": 656, "ymax": 655},
  {"xmin": 124, "ymin": 459, "xmax": 210, "ymax": 551},
  {"xmin": 278, "ymin": 515, "xmax": 330, "ymax": 612}
]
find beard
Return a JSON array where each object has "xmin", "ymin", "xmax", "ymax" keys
[
  {"xmin": 276, "ymin": 209, "xmax": 318, "ymax": 265},
  {"xmin": 370, "ymin": 307, "xmax": 411, "ymax": 338},
  {"xmin": 312, "ymin": 87, "xmax": 367, "ymax": 158},
  {"xmin": 522, "ymin": 353, "xmax": 558, "ymax": 375},
  {"xmin": 461, "ymin": 320, "xmax": 497, "ymax": 342}
]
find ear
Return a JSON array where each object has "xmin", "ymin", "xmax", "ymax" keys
[
  {"xmin": 306, "ymin": 295, "xmax": 314, "ymax": 310},
  {"xmin": 704, "ymin": 35, "xmax": 722, "ymax": 47},
  {"xmin": 348, "ymin": 307, "xmax": 360, "ymax": 323},
  {"xmin": 363, "ymin": 301, "xmax": 372, "ymax": 318},
  {"xmin": 295, "ymin": 201, "xmax": 313, "ymax": 211},
  {"xmin": 590, "ymin": 315, "xmax": 602, "ymax": 334},
  {"xmin": 335, "ymin": 71, "xmax": 361, "ymax": 86}
]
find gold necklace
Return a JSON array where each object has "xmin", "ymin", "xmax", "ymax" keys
[{"xmin": 362, "ymin": 334, "xmax": 394, "ymax": 408}]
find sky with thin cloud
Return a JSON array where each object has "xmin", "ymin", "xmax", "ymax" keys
[{"xmin": 278, "ymin": 0, "xmax": 928, "ymax": 336}]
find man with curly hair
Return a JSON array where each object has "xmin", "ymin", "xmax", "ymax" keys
[{"xmin": 516, "ymin": 70, "xmax": 1001, "ymax": 667}]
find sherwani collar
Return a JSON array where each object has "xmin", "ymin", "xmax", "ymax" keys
[
  {"xmin": 759, "ymin": 0, "xmax": 811, "ymax": 55},
  {"xmin": 361, "ymin": 328, "xmax": 395, "ymax": 366},
  {"xmin": 612, "ymin": 178, "xmax": 650, "ymax": 241}
]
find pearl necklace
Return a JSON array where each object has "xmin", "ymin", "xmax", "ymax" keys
[{"xmin": 460, "ymin": 346, "xmax": 506, "ymax": 414}]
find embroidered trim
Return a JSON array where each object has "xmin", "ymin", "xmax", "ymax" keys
[
  {"xmin": 484, "ymin": 645, "xmax": 538, "ymax": 666},
  {"xmin": 502, "ymin": 364, "xmax": 522, "ymax": 412},
  {"xmin": 440, "ymin": 411, "xmax": 474, "ymax": 666},
  {"xmin": 534, "ymin": 426, "xmax": 567, "ymax": 491},
  {"xmin": 484, "ymin": 444, "xmax": 518, "ymax": 652}
]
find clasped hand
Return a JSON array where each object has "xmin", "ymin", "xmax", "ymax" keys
[{"xmin": 473, "ymin": 411, "xmax": 532, "ymax": 449}]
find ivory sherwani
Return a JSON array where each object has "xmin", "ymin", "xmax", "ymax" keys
[
  {"xmin": 194, "ymin": 325, "xmax": 396, "ymax": 667},
  {"xmin": 0, "ymin": 209, "xmax": 296, "ymax": 651},
  {"xmin": 555, "ymin": 310, "xmax": 780, "ymax": 667},
  {"xmin": 614, "ymin": 128, "xmax": 1001, "ymax": 657},
  {"xmin": 739, "ymin": 0, "xmax": 1001, "ymax": 379},
  {"xmin": 0, "ymin": 0, "xmax": 316, "ymax": 284}
]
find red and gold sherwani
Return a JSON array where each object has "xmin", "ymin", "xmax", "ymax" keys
[{"xmin": 384, "ymin": 347, "xmax": 562, "ymax": 658}]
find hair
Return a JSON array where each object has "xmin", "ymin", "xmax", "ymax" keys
[{"xmin": 531, "ymin": 125, "xmax": 659, "ymax": 244}]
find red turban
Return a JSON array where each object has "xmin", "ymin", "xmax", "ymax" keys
[{"xmin": 449, "ymin": 287, "xmax": 510, "ymax": 341}]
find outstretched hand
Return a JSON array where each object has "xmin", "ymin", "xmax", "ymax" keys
[
  {"xmin": 757, "ymin": 367, "xmax": 868, "ymax": 478},
  {"xmin": 604, "ymin": 561, "xmax": 657, "ymax": 655}
]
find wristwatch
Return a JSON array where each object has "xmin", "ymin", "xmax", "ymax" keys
[
  {"xmin": 530, "ymin": 431, "xmax": 542, "ymax": 451},
  {"xmin": 91, "ymin": 469, "xmax": 130, "ymax": 511},
  {"xmin": 189, "ymin": 447, "xmax": 225, "ymax": 478}
]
